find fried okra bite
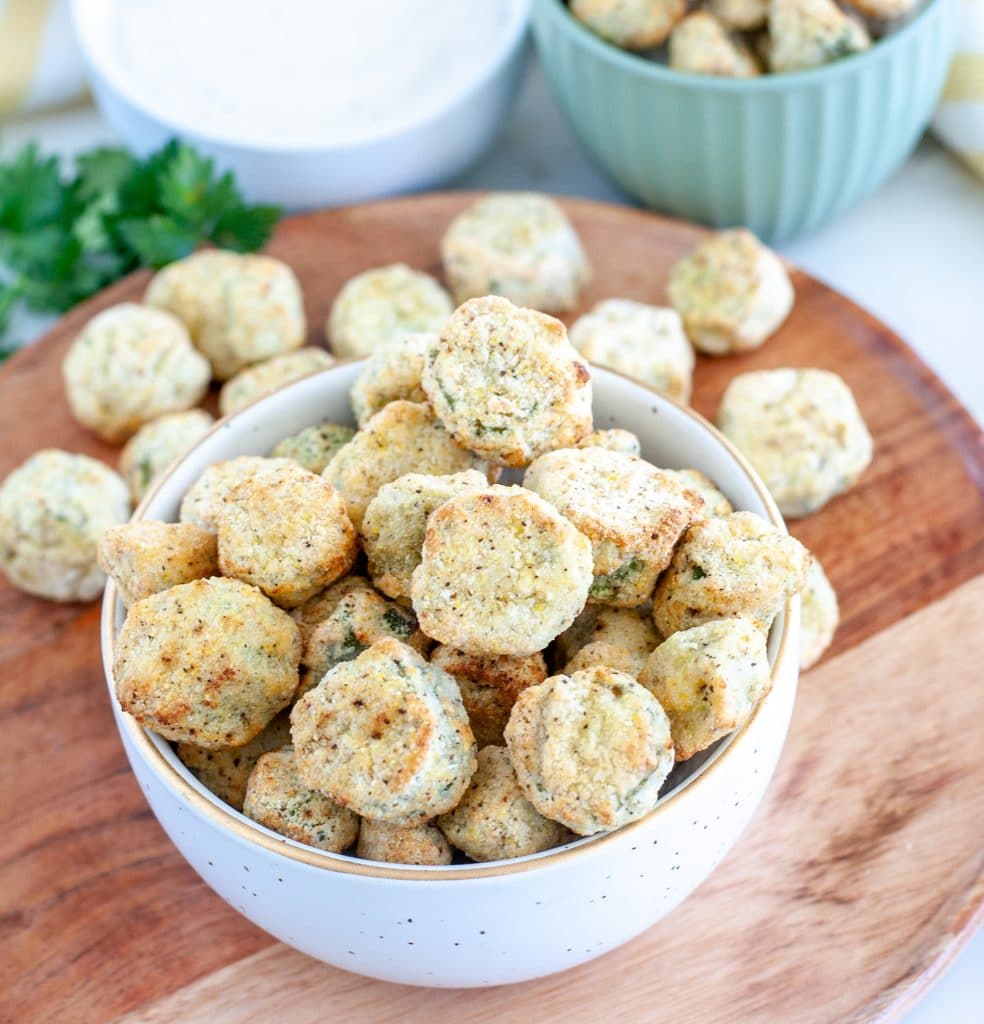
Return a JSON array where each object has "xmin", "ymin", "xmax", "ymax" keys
[
  {"xmin": 652, "ymin": 511, "xmax": 811, "ymax": 637},
  {"xmin": 271, "ymin": 422, "xmax": 355, "ymax": 474},
  {"xmin": 244, "ymin": 747, "xmax": 360, "ymax": 852},
  {"xmin": 218, "ymin": 348, "xmax": 335, "ymax": 416},
  {"xmin": 555, "ymin": 605, "xmax": 660, "ymax": 668},
  {"xmin": 577, "ymin": 428, "xmax": 641, "ymax": 456},
  {"xmin": 0, "ymin": 449, "xmax": 130, "ymax": 602},
  {"xmin": 667, "ymin": 229, "xmax": 794, "ymax": 355},
  {"xmin": 441, "ymin": 193, "xmax": 590, "ymax": 313},
  {"xmin": 438, "ymin": 746, "xmax": 569, "ymax": 861},
  {"xmin": 669, "ymin": 11, "xmax": 761, "ymax": 77},
  {"xmin": 119, "ymin": 409, "xmax": 215, "ymax": 503},
  {"xmin": 563, "ymin": 640, "xmax": 649, "ymax": 679},
  {"xmin": 297, "ymin": 583, "xmax": 429, "ymax": 697},
  {"xmin": 660, "ymin": 468, "xmax": 733, "ymax": 518},
  {"xmin": 639, "ymin": 617, "xmax": 771, "ymax": 760},
  {"xmin": 800, "ymin": 554, "xmax": 839, "ymax": 670},
  {"xmin": 349, "ymin": 333, "xmax": 431, "ymax": 426},
  {"xmin": 768, "ymin": 0, "xmax": 871, "ymax": 73},
  {"xmin": 62, "ymin": 303, "xmax": 210, "ymax": 443},
  {"xmin": 145, "ymin": 250, "xmax": 306, "ymax": 380},
  {"xmin": 422, "ymin": 296, "xmax": 593, "ymax": 468},
  {"xmin": 505, "ymin": 666, "xmax": 675, "ymax": 835},
  {"xmin": 291, "ymin": 638, "xmax": 476, "ymax": 824},
  {"xmin": 362, "ymin": 469, "xmax": 488, "ymax": 601},
  {"xmin": 411, "ymin": 485, "xmax": 594, "ymax": 657},
  {"xmin": 176, "ymin": 710, "xmax": 292, "ymax": 811},
  {"xmin": 114, "ymin": 577, "xmax": 301, "ymax": 748},
  {"xmin": 708, "ymin": 0, "xmax": 767, "ymax": 29},
  {"xmin": 323, "ymin": 400, "xmax": 491, "ymax": 533},
  {"xmin": 524, "ymin": 447, "xmax": 704, "ymax": 607},
  {"xmin": 357, "ymin": 819, "xmax": 453, "ymax": 866},
  {"xmin": 569, "ymin": 299, "xmax": 695, "ymax": 403},
  {"xmin": 570, "ymin": 0, "xmax": 687, "ymax": 49},
  {"xmin": 327, "ymin": 263, "xmax": 452, "ymax": 357},
  {"xmin": 718, "ymin": 368, "xmax": 873, "ymax": 517},
  {"xmin": 179, "ymin": 456, "xmax": 293, "ymax": 532},
  {"xmin": 430, "ymin": 645, "xmax": 548, "ymax": 747},
  {"xmin": 216, "ymin": 460, "xmax": 357, "ymax": 608},
  {"xmin": 98, "ymin": 520, "xmax": 218, "ymax": 607}
]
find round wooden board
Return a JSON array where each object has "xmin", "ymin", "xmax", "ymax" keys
[{"xmin": 1, "ymin": 194, "xmax": 982, "ymax": 1024}]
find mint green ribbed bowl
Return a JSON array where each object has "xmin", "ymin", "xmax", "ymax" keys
[{"xmin": 533, "ymin": 0, "xmax": 957, "ymax": 242}]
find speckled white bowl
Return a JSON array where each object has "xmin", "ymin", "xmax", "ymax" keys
[{"xmin": 101, "ymin": 363, "xmax": 800, "ymax": 987}]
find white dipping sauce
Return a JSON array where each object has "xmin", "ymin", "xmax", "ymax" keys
[{"xmin": 109, "ymin": 0, "xmax": 516, "ymax": 147}]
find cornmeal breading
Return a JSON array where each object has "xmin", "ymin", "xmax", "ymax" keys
[
  {"xmin": 349, "ymin": 333, "xmax": 431, "ymax": 426},
  {"xmin": 667, "ymin": 229, "xmax": 793, "ymax": 355},
  {"xmin": 244, "ymin": 747, "xmax": 360, "ymax": 852},
  {"xmin": 652, "ymin": 511, "xmax": 811, "ymax": 637},
  {"xmin": 356, "ymin": 819, "xmax": 453, "ymax": 866},
  {"xmin": 430, "ymin": 645, "xmax": 547, "ymax": 747},
  {"xmin": 438, "ymin": 746, "xmax": 569, "ymax": 861},
  {"xmin": 411, "ymin": 485, "xmax": 594, "ymax": 657},
  {"xmin": 0, "ymin": 449, "xmax": 130, "ymax": 602},
  {"xmin": 524, "ymin": 447, "xmax": 704, "ymax": 606},
  {"xmin": 323, "ymin": 400, "xmax": 491, "ymax": 532},
  {"xmin": 570, "ymin": 0, "xmax": 687, "ymax": 49},
  {"xmin": 98, "ymin": 520, "xmax": 218, "ymax": 607},
  {"xmin": 219, "ymin": 348, "xmax": 335, "ymax": 416},
  {"xmin": 114, "ymin": 577, "xmax": 301, "ymax": 748},
  {"xmin": 327, "ymin": 263, "xmax": 452, "ymax": 357},
  {"xmin": 505, "ymin": 666, "xmax": 675, "ymax": 835},
  {"xmin": 717, "ymin": 368, "xmax": 873, "ymax": 517},
  {"xmin": 570, "ymin": 299, "xmax": 695, "ymax": 402},
  {"xmin": 639, "ymin": 617, "xmax": 771, "ymax": 760},
  {"xmin": 63, "ymin": 302, "xmax": 210, "ymax": 442},
  {"xmin": 146, "ymin": 250, "xmax": 306, "ymax": 380},
  {"xmin": 362, "ymin": 469, "xmax": 488, "ymax": 601},
  {"xmin": 216, "ymin": 460, "xmax": 357, "ymax": 608},
  {"xmin": 423, "ymin": 296, "xmax": 593, "ymax": 468},
  {"xmin": 441, "ymin": 193, "xmax": 590, "ymax": 313},
  {"xmin": 290, "ymin": 639, "xmax": 476, "ymax": 824},
  {"xmin": 120, "ymin": 410, "xmax": 215, "ymax": 503}
]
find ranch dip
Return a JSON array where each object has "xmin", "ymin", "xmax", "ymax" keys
[{"xmin": 109, "ymin": 0, "xmax": 516, "ymax": 147}]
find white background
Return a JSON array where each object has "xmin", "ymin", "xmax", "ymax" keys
[{"xmin": 3, "ymin": 59, "xmax": 982, "ymax": 1021}]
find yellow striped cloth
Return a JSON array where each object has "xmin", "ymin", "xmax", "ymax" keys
[
  {"xmin": 0, "ymin": 0, "xmax": 86, "ymax": 116},
  {"xmin": 933, "ymin": 0, "xmax": 984, "ymax": 178}
]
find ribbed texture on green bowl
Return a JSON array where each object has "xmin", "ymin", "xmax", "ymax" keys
[{"xmin": 533, "ymin": 0, "xmax": 957, "ymax": 242}]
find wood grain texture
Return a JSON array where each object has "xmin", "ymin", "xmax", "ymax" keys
[{"xmin": 0, "ymin": 194, "xmax": 982, "ymax": 1023}]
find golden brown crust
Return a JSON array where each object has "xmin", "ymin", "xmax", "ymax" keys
[
  {"xmin": 114, "ymin": 577, "xmax": 301, "ymax": 749},
  {"xmin": 430, "ymin": 645, "xmax": 547, "ymax": 747},
  {"xmin": 437, "ymin": 746, "xmax": 569, "ymax": 861},
  {"xmin": 411, "ymin": 485, "xmax": 594, "ymax": 657},
  {"xmin": 356, "ymin": 819, "xmax": 453, "ymax": 866},
  {"xmin": 216, "ymin": 460, "xmax": 357, "ymax": 608},
  {"xmin": 524, "ymin": 447, "xmax": 704, "ymax": 607},
  {"xmin": 422, "ymin": 296, "xmax": 593, "ymax": 468},
  {"xmin": 505, "ymin": 666, "xmax": 675, "ymax": 835},
  {"xmin": 652, "ymin": 511, "xmax": 811, "ymax": 637},
  {"xmin": 176, "ymin": 710, "xmax": 292, "ymax": 811},
  {"xmin": 98, "ymin": 520, "xmax": 218, "ymax": 608},
  {"xmin": 244, "ymin": 747, "xmax": 360, "ymax": 852},
  {"xmin": 290, "ymin": 638, "xmax": 476, "ymax": 824}
]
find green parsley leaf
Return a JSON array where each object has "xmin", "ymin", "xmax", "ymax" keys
[{"xmin": 0, "ymin": 138, "xmax": 282, "ymax": 345}]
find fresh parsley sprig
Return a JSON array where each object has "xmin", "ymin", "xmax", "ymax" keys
[{"xmin": 0, "ymin": 139, "xmax": 281, "ymax": 345}]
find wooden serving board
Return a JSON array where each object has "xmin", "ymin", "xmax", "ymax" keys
[{"xmin": 1, "ymin": 194, "xmax": 982, "ymax": 1024}]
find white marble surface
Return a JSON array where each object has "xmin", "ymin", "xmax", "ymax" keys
[{"xmin": 3, "ymin": 60, "xmax": 982, "ymax": 1022}]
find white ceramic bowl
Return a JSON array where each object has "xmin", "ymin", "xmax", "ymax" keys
[
  {"xmin": 70, "ymin": 0, "xmax": 531, "ymax": 209},
  {"xmin": 101, "ymin": 363, "xmax": 800, "ymax": 987}
]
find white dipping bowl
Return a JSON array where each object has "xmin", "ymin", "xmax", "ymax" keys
[
  {"xmin": 70, "ymin": 0, "xmax": 531, "ymax": 209},
  {"xmin": 101, "ymin": 363, "xmax": 800, "ymax": 988}
]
